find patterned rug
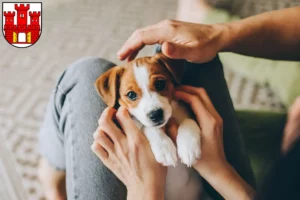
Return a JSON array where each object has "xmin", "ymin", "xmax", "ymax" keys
[{"xmin": 0, "ymin": 0, "xmax": 285, "ymax": 199}]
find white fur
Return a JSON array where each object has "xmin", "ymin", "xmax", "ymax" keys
[
  {"xmin": 177, "ymin": 119, "xmax": 201, "ymax": 167},
  {"xmin": 129, "ymin": 65, "xmax": 203, "ymax": 200},
  {"xmin": 140, "ymin": 101, "xmax": 203, "ymax": 200},
  {"xmin": 171, "ymin": 100, "xmax": 202, "ymax": 167},
  {"xmin": 165, "ymin": 101, "xmax": 203, "ymax": 200},
  {"xmin": 143, "ymin": 127, "xmax": 177, "ymax": 166},
  {"xmin": 130, "ymin": 65, "xmax": 172, "ymax": 127}
]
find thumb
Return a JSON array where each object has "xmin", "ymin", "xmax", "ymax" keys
[
  {"xmin": 116, "ymin": 106, "xmax": 139, "ymax": 138},
  {"xmin": 162, "ymin": 42, "xmax": 193, "ymax": 60}
]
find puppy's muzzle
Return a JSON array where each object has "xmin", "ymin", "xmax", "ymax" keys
[{"xmin": 147, "ymin": 108, "xmax": 164, "ymax": 125}]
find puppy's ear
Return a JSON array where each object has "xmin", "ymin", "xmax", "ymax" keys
[
  {"xmin": 153, "ymin": 53, "xmax": 184, "ymax": 84},
  {"xmin": 94, "ymin": 66, "xmax": 125, "ymax": 107}
]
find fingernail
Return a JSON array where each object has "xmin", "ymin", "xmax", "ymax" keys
[
  {"xmin": 91, "ymin": 142, "xmax": 96, "ymax": 151},
  {"xmin": 166, "ymin": 42, "xmax": 175, "ymax": 55},
  {"xmin": 117, "ymin": 48, "xmax": 123, "ymax": 56},
  {"xmin": 117, "ymin": 53, "xmax": 124, "ymax": 60},
  {"xmin": 93, "ymin": 132, "xmax": 99, "ymax": 140},
  {"xmin": 93, "ymin": 128, "xmax": 100, "ymax": 139}
]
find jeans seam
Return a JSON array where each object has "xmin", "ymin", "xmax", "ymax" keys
[
  {"xmin": 56, "ymin": 67, "xmax": 80, "ymax": 96},
  {"xmin": 56, "ymin": 85, "xmax": 66, "ymax": 96},
  {"xmin": 66, "ymin": 93, "xmax": 79, "ymax": 200},
  {"xmin": 71, "ymin": 68, "xmax": 80, "ymax": 199}
]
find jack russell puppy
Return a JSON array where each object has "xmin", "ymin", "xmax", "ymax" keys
[{"xmin": 95, "ymin": 53, "xmax": 204, "ymax": 200}]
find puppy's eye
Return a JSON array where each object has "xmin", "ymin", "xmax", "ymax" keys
[
  {"xmin": 155, "ymin": 80, "xmax": 166, "ymax": 91},
  {"xmin": 127, "ymin": 91, "xmax": 137, "ymax": 101}
]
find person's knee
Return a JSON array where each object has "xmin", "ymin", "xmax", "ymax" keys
[
  {"xmin": 56, "ymin": 57, "xmax": 115, "ymax": 93},
  {"xmin": 68, "ymin": 56, "xmax": 115, "ymax": 81}
]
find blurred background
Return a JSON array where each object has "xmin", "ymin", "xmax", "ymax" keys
[{"xmin": 0, "ymin": 0, "xmax": 299, "ymax": 199}]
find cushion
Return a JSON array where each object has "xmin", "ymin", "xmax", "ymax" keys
[
  {"xmin": 236, "ymin": 110, "xmax": 286, "ymax": 187},
  {"xmin": 203, "ymin": 9, "xmax": 300, "ymax": 107}
]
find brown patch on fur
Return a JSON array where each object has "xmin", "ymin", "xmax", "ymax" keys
[
  {"xmin": 94, "ymin": 54, "xmax": 184, "ymax": 109},
  {"xmin": 94, "ymin": 66, "xmax": 125, "ymax": 107},
  {"xmin": 152, "ymin": 53, "xmax": 185, "ymax": 84},
  {"xmin": 118, "ymin": 66, "xmax": 142, "ymax": 109}
]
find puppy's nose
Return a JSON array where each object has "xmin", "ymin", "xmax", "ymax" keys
[{"xmin": 148, "ymin": 109, "xmax": 164, "ymax": 123}]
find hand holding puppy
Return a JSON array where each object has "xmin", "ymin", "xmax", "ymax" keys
[
  {"xmin": 91, "ymin": 107, "xmax": 166, "ymax": 200},
  {"xmin": 92, "ymin": 86, "xmax": 254, "ymax": 200},
  {"xmin": 171, "ymin": 86, "xmax": 255, "ymax": 200},
  {"xmin": 170, "ymin": 85, "xmax": 225, "ymax": 175}
]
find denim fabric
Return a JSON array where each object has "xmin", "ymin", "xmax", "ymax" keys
[{"xmin": 38, "ymin": 55, "xmax": 255, "ymax": 199}]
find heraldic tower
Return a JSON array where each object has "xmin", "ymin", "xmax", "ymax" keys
[{"xmin": 3, "ymin": 4, "xmax": 41, "ymax": 44}]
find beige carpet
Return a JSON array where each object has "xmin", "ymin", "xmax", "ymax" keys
[{"xmin": 0, "ymin": 0, "xmax": 285, "ymax": 199}]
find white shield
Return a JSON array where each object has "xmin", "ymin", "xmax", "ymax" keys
[{"xmin": 2, "ymin": 2, "xmax": 42, "ymax": 48}]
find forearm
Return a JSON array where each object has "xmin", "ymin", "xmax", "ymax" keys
[
  {"xmin": 218, "ymin": 7, "xmax": 300, "ymax": 61},
  {"xmin": 197, "ymin": 162, "xmax": 255, "ymax": 200}
]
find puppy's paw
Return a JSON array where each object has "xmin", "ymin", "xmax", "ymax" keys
[
  {"xmin": 177, "ymin": 119, "xmax": 201, "ymax": 167},
  {"xmin": 151, "ymin": 136, "xmax": 178, "ymax": 167}
]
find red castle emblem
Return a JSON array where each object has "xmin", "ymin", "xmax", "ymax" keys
[{"xmin": 2, "ymin": 2, "xmax": 42, "ymax": 48}]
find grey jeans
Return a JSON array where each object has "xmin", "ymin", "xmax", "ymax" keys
[{"xmin": 38, "ymin": 56, "xmax": 255, "ymax": 200}]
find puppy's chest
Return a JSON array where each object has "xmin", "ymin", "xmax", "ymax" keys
[
  {"xmin": 165, "ymin": 100, "xmax": 203, "ymax": 200},
  {"xmin": 171, "ymin": 100, "xmax": 192, "ymax": 123},
  {"xmin": 132, "ymin": 100, "xmax": 203, "ymax": 200}
]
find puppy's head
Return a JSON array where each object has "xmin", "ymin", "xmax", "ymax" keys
[{"xmin": 95, "ymin": 53, "xmax": 184, "ymax": 127}]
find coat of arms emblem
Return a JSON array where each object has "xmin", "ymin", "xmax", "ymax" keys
[{"xmin": 2, "ymin": 2, "xmax": 42, "ymax": 48}]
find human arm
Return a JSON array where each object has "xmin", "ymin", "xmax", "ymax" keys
[
  {"xmin": 117, "ymin": 7, "xmax": 300, "ymax": 63},
  {"xmin": 282, "ymin": 97, "xmax": 300, "ymax": 154},
  {"xmin": 222, "ymin": 7, "xmax": 300, "ymax": 61},
  {"xmin": 172, "ymin": 85, "xmax": 256, "ymax": 200},
  {"xmin": 91, "ymin": 107, "xmax": 166, "ymax": 200}
]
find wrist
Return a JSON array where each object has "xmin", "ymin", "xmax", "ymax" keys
[
  {"xmin": 127, "ymin": 182, "xmax": 164, "ymax": 200},
  {"xmin": 193, "ymin": 158, "xmax": 229, "ymax": 179},
  {"xmin": 211, "ymin": 22, "xmax": 232, "ymax": 53},
  {"xmin": 196, "ymin": 162, "xmax": 255, "ymax": 200}
]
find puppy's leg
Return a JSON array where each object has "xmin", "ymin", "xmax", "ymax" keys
[
  {"xmin": 38, "ymin": 158, "xmax": 67, "ymax": 200},
  {"xmin": 144, "ymin": 127, "xmax": 178, "ymax": 166},
  {"xmin": 177, "ymin": 118, "xmax": 201, "ymax": 167}
]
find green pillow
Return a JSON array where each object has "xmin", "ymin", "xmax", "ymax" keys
[{"xmin": 203, "ymin": 9, "xmax": 300, "ymax": 107}]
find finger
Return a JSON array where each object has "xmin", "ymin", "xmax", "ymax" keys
[
  {"xmin": 94, "ymin": 128, "xmax": 114, "ymax": 153},
  {"xmin": 91, "ymin": 141, "xmax": 108, "ymax": 160},
  {"xmin": 166, "ymin": 117, "xmax": 179, "ymax": 144},
  {"xmin": 174, "ymin": 90, "xmax": 213, "ymax": 126},
  {"xmin": 98, "ymin": 107, "xmax": 126, "ymax": 142},
  {"xmin": 116, "ymin": 106, "xmax": 140, "ymax": 138},
  {"xmin": 117, "ymin": 23, "xmax": 170, "ymax": 60},
  {"xmin": 126, "ymin": 50, "xmax": 140, "ymax": 62},
  {"xmin": 176, "ymin": 86, "xmax": 222, "ymax": 122},
  {"xmin": 162, "ymin": 42, "xmax": 195, "ymax": 60}
]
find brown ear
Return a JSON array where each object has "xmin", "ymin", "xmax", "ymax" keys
[
  {"xmin": 153, "ymin": 53, "xmax": 185, "ymax": 84},
  {"xmin": 94, "ymin": 66, "xmax": 125, "ymax": 107}
]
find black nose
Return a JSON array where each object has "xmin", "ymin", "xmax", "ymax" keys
[{"xmin": 148, "ymin": 109, "xmax": 164, "ymax": 123}]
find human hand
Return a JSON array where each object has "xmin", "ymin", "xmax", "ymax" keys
[
  {"xmin": 171, "ymin": 85, "xmax": 226, "ymax": 176},
  {"xmin": 169, "ymin": 86, "xmax": 255, "ymax": 199},
  {"xmin": 91, "ymin": 107, "xmax": 166, "ymax": 200},
  {"xmin": 117, "ymin": 20, "xmax": 226, "ymax": 63},
  {"xmin": 118, "ymin": 20, "xmax": 225, "ymax": 63}
]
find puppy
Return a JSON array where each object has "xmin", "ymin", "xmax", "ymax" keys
[{"xmin": 95, "ymin": 53, "xmax": 204, "ymax": 200}]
